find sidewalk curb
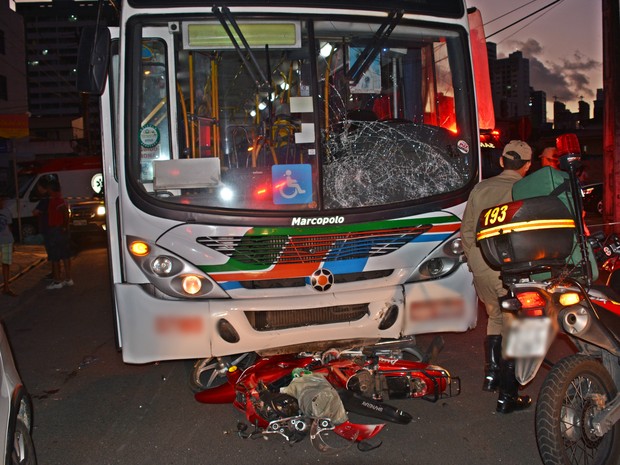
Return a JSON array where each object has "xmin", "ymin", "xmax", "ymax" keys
[{"xmin": 9, "ymin": 257, "xmax": 47, "ymax": 284}]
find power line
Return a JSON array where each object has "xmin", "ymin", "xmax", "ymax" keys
[
  {"xmin": 483, "ymin": 0, "xmax": 540, "ymax": 26},
  {"xmin": 495, "ymin": 1, "xmax": 564, "ymax": 45},
  {"xmin": 486, "ymin": 0, "xmax": 565, "ymax": 39}
]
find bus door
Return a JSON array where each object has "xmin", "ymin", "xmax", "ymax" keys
[{"xmin": 100, "ymin": 27, "xmax": 123, "ymax": 347}]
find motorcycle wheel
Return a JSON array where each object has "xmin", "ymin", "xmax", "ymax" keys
[
  {"xmin": 189, "ymin": 352, "xmax": 257, "ymax": 392},
  {"xmin": 535, "ymin": 354, "xmax": 620, "ymax": 465}
]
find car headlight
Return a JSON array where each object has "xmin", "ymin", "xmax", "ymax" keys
[{"xmin": 96, "ymin": 205, "xmax": 106, "ymax": 216}]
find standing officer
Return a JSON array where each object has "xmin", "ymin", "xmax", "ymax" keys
[{"xmin": 461, "ymin": 140, "xmax": 533, "ymax": 413}]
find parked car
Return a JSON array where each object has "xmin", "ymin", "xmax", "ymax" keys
[
  {"xmin": 582, "ymin": 182, "xmax": 603, "ymax": 214},
  {"xmin": 68, "ymin": 198, "xmax": 106, "ymax": 235},
  {"xmin": 0, "ymin": 324, "xmax": 36, "ymax": 464}
]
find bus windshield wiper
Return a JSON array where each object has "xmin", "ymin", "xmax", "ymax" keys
[
  {"xmin": 347, "ymin": 10, "xmax": 404, "ymax": 86},
  {"xmin": 212, "ymin": 6, "xmax": 270, "ymax": 90}
]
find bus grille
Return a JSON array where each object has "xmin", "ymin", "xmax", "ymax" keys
[
  {"xmin": 245, "ymin": 304, "xmax": 369, "ymax": 331},
  {"xmin": 238, "ymin": 269, "xmax": 393, "ymax": 289},
  {"xmin": 197, "ymin": 225, "xmax": 431, "ymax": 266}
]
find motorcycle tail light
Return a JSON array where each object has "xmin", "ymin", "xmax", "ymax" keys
[
  {"xmin": 516, "ymin": 291, "xmax": 546, "ymax": 307},
  {"xmin": 559, "ymin": 292, "xmax": 581, "ymax": 306},
  {"xmin": 521, "ymin": 308, "xmax": 544, "ymax": 317},
  {"xmin": 515, "ymin": 291, "xmax": 546, "ymax": 317}
]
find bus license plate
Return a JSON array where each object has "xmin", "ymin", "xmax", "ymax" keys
[
  {"xmin": 72, "ymin": 220, "xmax": 87, "ymax": 226},
  {"xmin": 505, "ymin": 317, "xmax": 551, "ymax": 358}
]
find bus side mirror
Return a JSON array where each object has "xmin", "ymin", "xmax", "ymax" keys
[{"xmin": 77, "ymin": 26, "xmax": 111, "ymax": 95}]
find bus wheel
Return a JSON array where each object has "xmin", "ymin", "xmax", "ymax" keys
[{"xmin": 189, "ymin": 352, "xmax": 257, "ymax": 392}]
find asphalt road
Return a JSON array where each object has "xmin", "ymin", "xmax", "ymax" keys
[{"xmin": 0, "ymin": 242, "xmax": 575, "ymax": 465}]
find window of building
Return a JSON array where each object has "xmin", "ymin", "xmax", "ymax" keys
[
  {"xmin": 0, "ymin": 75, "xmax": 7, "ymax": 101},
  {"xmin": 0, "ymin": 29, "xmax": 5, "ymax": 54}
]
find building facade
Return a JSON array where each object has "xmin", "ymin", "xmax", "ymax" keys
[
  {"xmin": 16, "ymin": 0, "xmax": 116, "ymax": 153},
  {"xmin": 529, "ymin": 89, "xmax": 546, "ymax": 130},
  {"xmin": 489, "ymin": 50, "xmax": 531, "ymax": 120},
  {"xmin": 0, "ymin": 0, "xmax": 28, "ymax": 117}
]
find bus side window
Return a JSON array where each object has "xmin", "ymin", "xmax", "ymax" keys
[{"xmin": 139, "ymin": 39, "xmax": 171, "ymax": 184}]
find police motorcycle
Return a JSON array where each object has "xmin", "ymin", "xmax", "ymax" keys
[{"xmin": 476, "ymin": 136, "xmax": 620, "ymax": 465}]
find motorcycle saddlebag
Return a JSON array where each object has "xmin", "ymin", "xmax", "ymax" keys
[
  {"xmin": 512, "ymin": 166, "xmax": 598, "ymax": 281},
  {"xmin": 476, "ymin": 196, "xmax": 576, "ymax": 269},
  {"xmin": 512, "ymin": 166, "xmax": 575, "ymax": 214}
]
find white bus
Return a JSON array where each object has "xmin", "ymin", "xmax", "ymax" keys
[{"xmin": 80, "ymin": 0, "xmax": 492, "ymax": 386}]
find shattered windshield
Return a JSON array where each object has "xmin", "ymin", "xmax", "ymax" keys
[{"xmin": 132, "ymin": 14, "xmax": 475, "ymax": 212}]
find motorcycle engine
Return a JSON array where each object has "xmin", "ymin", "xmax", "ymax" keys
[
  {"xmin": 255, "ymin": 390, "xmax": 301, "ymax": 421},
  {"xmin": 347, "ymin": 369, "xmax": 374, "ymax": 396}
]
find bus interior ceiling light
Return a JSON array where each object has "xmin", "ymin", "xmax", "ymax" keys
[
  {"xmin": 219, "ymin": 186, "xmax": 235, "ymax": 201},
  {"xmin": 319, "ymin": 42, "xmax": 333, "ymax": 57}
]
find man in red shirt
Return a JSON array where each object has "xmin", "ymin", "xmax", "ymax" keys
[{"xmin": 45, "ymin": 179, "xmax": 73, "ymax": 289}]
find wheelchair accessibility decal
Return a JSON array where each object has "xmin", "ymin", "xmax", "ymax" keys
[{"xmin": 272, "ymin": 164, "xmax": 313, "ymax": 204}]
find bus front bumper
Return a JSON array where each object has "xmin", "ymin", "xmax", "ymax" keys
[{"xmin": 115, "ymin": 266, "xmax": 477, "ymax": 364}]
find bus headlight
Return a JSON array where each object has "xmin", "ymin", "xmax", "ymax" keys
[
  {"xmin": 182, "ymin": 275, "xmax": 203, "ymax": 295},
  {"xmin": 407, "ymin": 234, "xmax": 463, "ymax": 282},
  {"xmin": 151, "ymin": 256, "xmax": 174, "ymax": 276},
  {"xmin": 126, "ymin": 235, "xmax": 228, "ymax": 299},
  {"xmin": 420, "ymin": 258, "xmax": 446, "ymax": 277},
  {"xmin": 446, "ymin": 237, "xmax": 463, "ymax": 255}
]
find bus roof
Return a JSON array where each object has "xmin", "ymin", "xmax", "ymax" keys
[{"xmin": 125, "ymin": 0, "xmax": 465, "ymax": 18}]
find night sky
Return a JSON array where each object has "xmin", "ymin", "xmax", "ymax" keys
[{"xmin": 468, "ymin": 0, "xmax": 603, "ymax": 117}]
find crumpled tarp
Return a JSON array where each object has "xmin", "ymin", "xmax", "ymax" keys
[{"xmin": 281, "ymin": 373, "xmax": 348, "ymax": 425}]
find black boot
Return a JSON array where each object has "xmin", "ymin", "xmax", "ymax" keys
[
  {"xmin": 483, "ymin": 335, "xmax": 502, "ymax": 391},
  {"xmin": 496, "ymin": 359, "xmax": 532, "ymax": 414}
]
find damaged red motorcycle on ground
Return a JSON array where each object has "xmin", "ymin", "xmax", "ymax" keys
[{"xmin": 193, "ymin": 337, "xmax": 459, "ymax": 453}]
